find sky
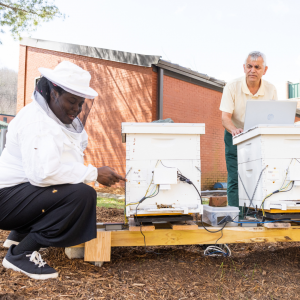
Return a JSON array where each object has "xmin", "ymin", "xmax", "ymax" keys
[{"xmin": 0, "ymin": 0, "xmax": 300, "ymax": 99}]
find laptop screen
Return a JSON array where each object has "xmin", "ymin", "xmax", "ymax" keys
[{"xmin": 243, "ymin": 100, "xmax": 297, "ymax": 132}]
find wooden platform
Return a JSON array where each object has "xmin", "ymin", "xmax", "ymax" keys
[
  {"xmin": 128, "ymin": 218, "xmax": 197, "ymax": 232},
  {"xmin": 67, "ymin": 222, "xmax": 300, "ymax": 264}
]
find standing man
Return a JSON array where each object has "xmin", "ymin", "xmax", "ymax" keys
[{"xmin": 219, "ymin": 51, "xmax": 278, "ymax": 212}]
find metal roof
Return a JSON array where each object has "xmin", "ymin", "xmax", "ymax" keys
[
  {"xmin": 20, "ymin": 37, "xmax": 225, "ymax": 91},
  {"xmin": 21, "ymin": 37, "xmax": 161, "ymax": 68}
]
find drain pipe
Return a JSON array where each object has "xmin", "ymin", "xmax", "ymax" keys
[{"xmin": 157, "ymin": 67, "xmax": 164, "ymax": 120}]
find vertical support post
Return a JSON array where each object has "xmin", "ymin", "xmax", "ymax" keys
[
  {"xmin": 157, "ymin": 67, "xmax": 164, "ymax": 120},
  {"xmin": 84, "ymin": 230, "xmax": 111, "ymax": 262},
  {"xmin": 23, "ymin": 46, "xmax": 28, "ymax": 108},
  {"xmin": 0, "ymin": 128, "xmax": 7, "ymax": 156},
  {"xmin": 286, "ymin": 81, "xmax": 290, "ymax": 99}
]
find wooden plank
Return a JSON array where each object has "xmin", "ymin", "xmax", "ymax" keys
[
  {"xmin": 171, "ymin": 221, "xmax": 198, "ymax": 230},
  {"xmin": 129, "ymin": 218, "xmax": 155, "ymax": 232},
  {"xmin": 71, "ymin": 225, "xmax": 300, "ymax": 250},
  {"xmin": 84, "ymin": 231, "xmax": 111, "ymax": 262},
  {"xmin": 263, "ymin": 223, "xmax": 291, "ymax": 229},
  {"xmin": 111, "ymin": 226, "xmax": 300, "ymax": 247},
  {"xmin": 71, "ymin": 243, "xmax": 85, "ymax": 248},
  {"xmin": 258, "ymin": 208, "xmax": 300, "ymax": 213}
]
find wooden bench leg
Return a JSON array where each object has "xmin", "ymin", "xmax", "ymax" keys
[{"xmin": 84, "ymin": 230, "xmax": 111, "ymax": 265}]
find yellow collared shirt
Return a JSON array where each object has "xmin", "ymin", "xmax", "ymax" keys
[{"xmin": 219, "ymin": 76, "xmax": 278, "ymax": 129}]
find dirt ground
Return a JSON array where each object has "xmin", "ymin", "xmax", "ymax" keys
[
  {"xmin": 1, "ymin": 208, "xmax": 300, "ymax": 299},
  {"xmin": 94, "ymin": 186, "xmax": 125, "ymax": 196}
]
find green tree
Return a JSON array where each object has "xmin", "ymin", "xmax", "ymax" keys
[{"xmin": 0, "ymin": 0, "xmax": 63, "ymax": 42}]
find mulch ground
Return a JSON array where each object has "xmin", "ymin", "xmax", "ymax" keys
[{"xmin": 1, "ymin": 207, "xmax": 300, "ymax": 299}]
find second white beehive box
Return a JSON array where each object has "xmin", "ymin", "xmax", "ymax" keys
[
  {"xmin": 122, "ymin": 122, "xmax": 205, "ymax": 217},
  {"xmin": 233, "ymin": 125, "xmax": 300, "ymax": 212}
]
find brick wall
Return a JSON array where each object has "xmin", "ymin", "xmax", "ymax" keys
[
  {"xmin": 17, "ymin": 45, "xmax": 227, "ymax": 190},
  {"xmin": 17, "ymin": 46, "xmax": 156, "ymax": 182},
  {"xmin": 0, "ymin": 115, "xmax": 14, "ymax": 123},
  {"xmin": 162, "ymin": 75, "xmax": 227, "ymax": 190}
]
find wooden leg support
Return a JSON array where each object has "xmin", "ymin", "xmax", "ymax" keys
[{"xmin": 84, "ymin": 230, "xmax": 111, "ymax": 266}]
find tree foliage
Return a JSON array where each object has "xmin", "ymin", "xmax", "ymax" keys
[
  {"xmin": 0, "ymin": 67, "xmax": 18, "ymax": 115},
  {"xmin": 0, "ymin": 0, "xmax": 63, "ymax": 41}
]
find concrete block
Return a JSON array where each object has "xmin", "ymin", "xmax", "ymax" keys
[{"xmin": 65, "ymin": 247, "xmax": 84, "ymax": 259}]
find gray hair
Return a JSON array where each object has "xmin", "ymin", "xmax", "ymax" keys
[{"xmin": 245, "ymin": 51, "xmax": 267, "ymax": 67}]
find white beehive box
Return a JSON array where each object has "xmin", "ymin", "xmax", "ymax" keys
[
  {"xmin": 122, "ymin": 122, "xmax": 205, "ymax": 217},
  {"xmin": 233, "ymin": 125, "xmax": 300, "ymax": 211}
]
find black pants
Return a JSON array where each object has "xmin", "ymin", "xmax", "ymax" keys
[{"xmin": 0, "ymin": 182, "xmax": 97, "ymax": 247}]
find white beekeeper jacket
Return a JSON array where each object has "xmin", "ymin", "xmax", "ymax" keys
[{"xmin": 0, "ymin": 92, "xmax": 98, "ymax": 188}]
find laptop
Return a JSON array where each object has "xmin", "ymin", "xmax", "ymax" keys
[{"xmin": 243, "ymin": 100, "xmax": 297, "ymax": 132}]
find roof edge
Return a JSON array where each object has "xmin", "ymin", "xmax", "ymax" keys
[
  {"xmin": 20, "ymin": 37, "xmax": 161, "ymax": 67},
  {"xmin": 0, "ymin": 113, "xmax": 15, "ymax": 117},
  {"xmin": 156, "ymin": 59, "xmax": 226, "ymax": 89}
]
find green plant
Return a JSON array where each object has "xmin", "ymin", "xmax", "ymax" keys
[{"xmin": 97, "ymin": 197, "xmax": 125, "ymax": 209}]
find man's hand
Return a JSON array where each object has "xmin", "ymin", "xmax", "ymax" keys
[
  {"xmin": 232, "ymin": 128, "xmax": 243, "ymax": 137},
  {"xmin": 97, "ymin": 166, "xmax": 127, "ymax": 187},
  {"xmin": 222, "ymin": 112, "xmax": 243, "ymax": 136}
]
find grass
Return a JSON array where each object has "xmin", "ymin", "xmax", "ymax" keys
[
  {"xmin": 97, "ymin": 197, "xmax": 125, "ymax": 209},
  {"xmin": 202, "ymin": 197, "xmax": 210, "ymax": 205}
]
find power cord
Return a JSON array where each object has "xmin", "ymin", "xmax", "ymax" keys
[
  {"xmin": 238, "ymin": 165, "xmax": 267, "ymax": 216},
  {"xmin": 204, "ymin": 244, "xmax": 231, "ymax": 257},
  {"xmin": 200, "ymin": 214, "xmax": 231, "ymax": 257},
  {"xmin": 134, "ymin": 187, "xmax": 163, "ymax": 254},
  {"xmin": 160, "ymin": 160, "xmax": 202, "ymax": 205}
]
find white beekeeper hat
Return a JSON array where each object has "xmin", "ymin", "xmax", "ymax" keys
[{"xmin": 38, "ymin": 61, "xmax": 98, "ymax": 99}]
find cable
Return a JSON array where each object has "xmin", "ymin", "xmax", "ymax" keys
[
  {"xmin": 144, "ymin": 160, "xmax": 160, "ymax": 197},
  {"xmin": 159, "ymin": 160, "xmax": 202, "ymax": 205},
  {"xmin": 200, "ymin": 214, "xmax": 227, "ymax": 233},
  {"xmin": 261, "ymin": 181, "xmax": 294, "ymax": 216},
  {"xmin": 238, "ymin": 165, "xmax": 268, "ymax": 217},
  {"xmin": 178, "ymin": 173, "xmax": 203, "ymax": 204},
  {"xmin": 134, "ymin": 186, "xmax": 163, "ymax": 254},
  {"xmin": 204, "ymin": 244, "xmax": 231, "ymax": 257},
  {"xmin": 239, "ymin": 159, "xmax": 297, "ymax": 217},
  {"xmin": 200, "ymin": 214, "xmax": 231, "ymax": 257}
]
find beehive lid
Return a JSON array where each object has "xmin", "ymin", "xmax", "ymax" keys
[
  {"xmin": 122, "ymin": 122, "xmax": 205, "ymax": 135},
  {"xmin": 233, "ymin": 124, "xmax": 300, "ymax": 145}
]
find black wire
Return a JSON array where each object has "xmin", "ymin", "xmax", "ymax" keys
[
  {"xmin": 200, "ymin": 214, "xmax": 230, "ymax": 256},
  {"xmin": 200, "ymin": 214, "xmax": 227, "ymax": 233},
  {"xmin": 159, "ymin": 161, "xmax": 203, "ymax": 205},
  {"xmin": 134, "ymin": 187, "xmax": 163, "ymax": 255},
  {"xmin": 280, "ymin": 181, "xmax": 294, "ymax": 192},
  {"xmin": 178, "ymin": 173, "xmax": 203, "ymax": 205},
  {"xmin": 191, "ymin": 182, "xmax": 203, "ymax": 204},
  {"xmin": 214, "ymin": 230, "xmax": 224, "ymax": 245}
]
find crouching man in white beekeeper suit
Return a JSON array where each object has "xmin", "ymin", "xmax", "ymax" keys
[{"xmin": 0, "ymin": 61, "xmax": 126, "ymax": 280}]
